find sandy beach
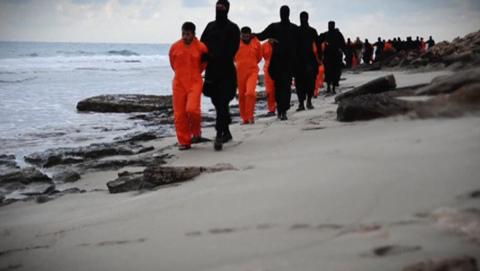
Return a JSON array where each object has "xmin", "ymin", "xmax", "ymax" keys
[{"xmin": 1, "ymin": 70, "xmax": 479, "ymax": 271}]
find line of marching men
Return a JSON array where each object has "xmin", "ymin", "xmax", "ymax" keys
[{"xmin": 169, "ymin": 0, "xmax": 330, "ymax": 151}]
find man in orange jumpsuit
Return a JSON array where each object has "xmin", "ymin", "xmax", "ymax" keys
[
  {"xmin": 262, "ymin": 40, "xmax": 276, "ymax": 115},
  {"xmin": 235, "ymin": 27, "xmax": 262, "ymax": 124},
  {"xmin": 169, "ymin": 22, "xmax": 208, "ymax": 150},
  {"xmin": 313, "ymin": 42, "xmax": 325, "ymax": 98}
]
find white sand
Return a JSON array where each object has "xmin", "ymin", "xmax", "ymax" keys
[{"xmin": 1, "ymin": 70, "xmax": 479, "ymax": 271}]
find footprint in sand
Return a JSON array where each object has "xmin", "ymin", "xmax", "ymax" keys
[
  {"xmin": 76, "ymin": 238, "xmax": 147, "ymax": 247},
  {"xmin": 362, "ymin": 245, "xmax": 422, "ymax": 257},
  {"xmin": 302, "ymin": 126, "xmax": 326, "ymax": 131}
]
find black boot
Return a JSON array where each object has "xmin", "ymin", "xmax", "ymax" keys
[
  {"xmin": 214, "ymin": 132, "xmax": 223, "ymax": 151},
  {"xmin": 296, "ymin": 101, "xmax": 305, "ymax": 112},
  {"xmin": 306, "ymin": 97, "xmax": 314, "ymax": 110},
  {"xmin": 222, "ymin": 129, "xmax": 233, "ymax": 143}
]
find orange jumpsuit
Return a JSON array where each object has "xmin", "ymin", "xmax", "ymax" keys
[
  {"xmin": 262, "ymin": 41, "xmax": 276, "ymax": 113},
  {"xmin": 235, "ymin": 37, "xmax": 262, "ymax": 123},
  {"xmin": 169, "ymin": 38, "xmax": 208, "ymax": 146},
  {"xmin": 313, "ymin": 42, "xmax": 325, "ymax": 97},
  {"xmin": 420, "ymin": 41, "xmax": 427, "ymax": 53},
  {"xmin": 384, "ymin": 42, "xmax": 394, "ymax": 53}
]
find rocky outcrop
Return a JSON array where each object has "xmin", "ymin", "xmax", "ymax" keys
[
  {"xmin": 416, "ymin": 68, "xmax": 480, "ymax": 95},
  {"xmin": 335, "ymin": 74, "xmax": 396, "ymax": 102},
  {"xmin": 25, "ymin": 142, "xmax": 154, "ymax": 168},
  {"xmin": 0, "ymin": 167, "xmax": 52, "ymax": 185},
  {"xmin": 337, "ymin": 68, "xmax": 480, "ymax": 122},
  {"xmin": 337, "ymin": 93, "xmax": 415, "ymax": 122},
  {"xmin": 52, "ymin": 170, "xmax": 81, "ymax": 183},
  {"xmin": 107, "ymin": 163, "xmax": 236, "ymax": 194},
  {"xmin": 106, "ymin": 171, "xmax": 151, "ymax": 194},
  {"xmin": 403, "ymin": 256, "xmax": 478, "ymax": 271},
  {"xmin": 0, "ymin": 155, "xmax": 19, "ymax": 174},
  {"xmin": 0, "ymin": 167, "xmax": 54, "ymax": 205},
  {"xmin": 77, "ymin": 94, "xmax": 173, "ymax": 113}
]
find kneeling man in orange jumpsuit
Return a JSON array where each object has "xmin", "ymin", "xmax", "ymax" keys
[
  {"xmin": 235, "ymin": 27, "xmax": 262, "ymax": 124},
  {"xmin": 169, "ymin": 22, "xmax": 208, "ymax": 150}
]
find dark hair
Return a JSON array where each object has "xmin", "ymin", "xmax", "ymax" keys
[
  {"xmin": 182, "ymin": 22, "xmax": 196, "ymax": 33},
  {"xmin": 241, "ymin": 27, "xmax": 252, "ymax": 34}
]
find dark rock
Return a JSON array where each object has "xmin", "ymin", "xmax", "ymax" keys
[
  {"xmin": 0, "ymin": 169, "xmax": 55, "ymax": 205},
  {"xmin": 25, "ymin": 142, "xmax": 154, "ymax": 168},
  {"xmin": 143, "ymin": 166, "xmax": 203, "ymax": 186},
  {"xmin": 144, "ymin": 163, "xmax": 236, "ymax": 186},
  {"xmin": 0, "ymin": 168, "xmax": 52, "ymax": 185},
  {"xmin": 416, "ymin": 68, "xmax": 480, "ymax": 96},
  {"xmin": 77, "ymin": 94, "xmax": 173, "ymax": 113},
  {"xmin": 335, "ymin": 75, "xmax": 396, "ymax": 103},
  {"xmin": 0, "ymin": 154, "xmax": 19, "ymax": 174},
  {"xmin": 114, "ymin": 131, "xmax": 160, "ymax": 143},
  {"xmin": 106, "ymin": 172, "xmax": 149, "ymax": 194},
  {"xmin": 53, "ymin": 170, "xmax": 81, "ymax": 183},
  {"xmin": 107, "ymin": 163, "xmax": 235, "ymax": 193},
  {"xmin": 403, "ymin": 256, "xmax": 478, "ymax": 271},
  {"xmin": 337, "ymin": 94, "xmax": 415, "ymax": 122}
]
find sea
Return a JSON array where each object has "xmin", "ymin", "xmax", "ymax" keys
[{"xmin": 0, "ymin": 41, "xmax": 219, "ymax": 162}]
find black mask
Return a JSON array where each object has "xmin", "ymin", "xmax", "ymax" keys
[
  {"xmin": 280, "ymin": 6, "xmax": 290, "ymax": 24},
  {"xmin": 328, "ymin": 21, "xmax": 335, "ymax": 32},
  {"xmin": 215, "ymin": 0, "xmax": 229, "ymax": 24},
  {"xmin": 300, "ymin": 12, "xmax": 308, "ymax": 27}
]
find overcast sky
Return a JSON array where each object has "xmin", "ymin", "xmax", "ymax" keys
[{"xmin": 1, "ymin": 0, "xmax": 479, "ymax": 44}]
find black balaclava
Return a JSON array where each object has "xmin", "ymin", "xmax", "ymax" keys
[
  {"xmin": 216, "ymin": 0, "xmax": 230, "ymax": 24},
  {"xmin": 300, "ymin": 11, "xmax": 309, "ymax": 28},
  {"xmin": 328, "ymin": 21, "xmax": 335, "ymax": 32},
  {"xmin": 280, "ymin": 6, "xmax": 290, "ymax": 25}
]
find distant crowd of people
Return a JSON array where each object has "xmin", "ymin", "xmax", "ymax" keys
[
  {"xmin": 168, "ymin": 0, "xmax": 437, "ymax": 151},
  {"xmin": 344, "ymin": 36, "xmax": 436, "ymax": 67}
]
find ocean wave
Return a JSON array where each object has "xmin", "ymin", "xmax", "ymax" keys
[
  {"xmin": 0, "ymin": 76, "xmax": 38, "ymax": 84},
  {"xmin": 75, "ymin": 67, "xmax": 118, "ymax": 72},
  {"xmin": 19, "ymin": 53, "xmax": 39, "ymax": 57},
  {"xmin": 56, "ymin": 50, "xmax": 96, "ymax": 56},
  {"xmin": 107, "ymin": 50, "xmax": 140, "ymax": 56},
  {"xmin": 113, "ymin": 60, "xmax": 142, "ymax": 63}
]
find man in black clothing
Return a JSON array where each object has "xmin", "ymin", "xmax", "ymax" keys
[
  {"xmin": 373, "ymin": 37, "xmax": 384, "ymax": 62},
  {"xmin": 363, "ymin": 39, "xmax": 373, "ymax": 64},
  {"xmin": 201, "ymin": 0, "xmax": 240, "ymax": 151},
  {"xmin": 255, "ymin": 5, "xmax": 299, "ymax": 121},
  {"xmin": 295, "ymin": 11, "xmax": 319, "ymax": 111},
  {"xmin": 318, "ymin": 21, "xmax": 346, "ymax": 94},
  {"xmin": 345, "ymin": 38, "xmax": 354, "ymax": 68},
  {"xmin": 427, "ymin": 36, "xmax": 435, "ymax": 49}
]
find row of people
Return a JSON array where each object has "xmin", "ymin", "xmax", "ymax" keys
[
  {"xmin": 169, "ymin": 1, "xmax": 344, "ymax": 151},
  {"xmin": 345, "ymin": 36, "xmax": 436, "ymax": 67}
]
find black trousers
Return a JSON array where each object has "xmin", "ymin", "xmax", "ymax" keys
[
  {"xmin": 211, "ymin": 93, "xmax": 232, "ymax": 138},
  {"xmin": 274, "ymin": 73, "xmax": 292, "ymax": 114},
  {"xmin": 295, "ymin": 70, "xmax": 317, "ymax": 103}
]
